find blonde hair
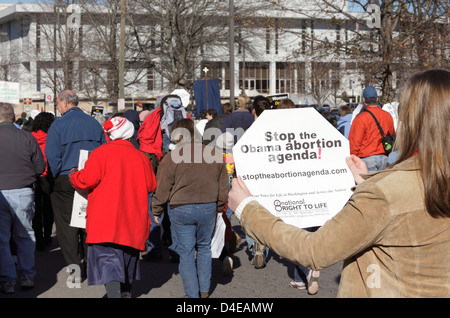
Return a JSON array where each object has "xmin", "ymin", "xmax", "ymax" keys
[
  {"xmin": 396, "ymin": 69, "xmax": 449, "ymax": 218},
  {"xmin": 237, "ymin": 95, "xmax": 249, "ymax": 109}
]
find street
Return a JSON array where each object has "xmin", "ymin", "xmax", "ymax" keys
[{"xmin": 0, "ymin": 214, "xmax": 342, "ymax": 300}]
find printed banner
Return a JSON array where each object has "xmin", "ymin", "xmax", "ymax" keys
[
  {"xmin": 0, "ymin": 81, "xmax": 20, "ymax": 104},
  {"xmin": 233, "ymin": 108, "xmax": 354, "ymax": 229},
  {"xmin": 193, "ymin": 78, "xmax": 221, "ymax": 118},
  {"xmin": 266, "ymin": 94, "xmax": 289, "ymax": 109},
  {"xmin": 70, "ymin": 150, "xmax": 90, "ymax": 229}
]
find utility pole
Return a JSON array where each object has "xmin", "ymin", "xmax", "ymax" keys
[
  {"xmin": 203, "ymin": 67, "xmax": 209, "ymax": 110},
  {"xmin": 119, "ymin": 0, "xmax": 126, "ymax": 108},
  {"xmin": 229, "ymin": 0, "xmax": 235, "ymax": 109},
  {"xmin": 53, "ymin": 1, "xmax": 59, "ymax": 115}
]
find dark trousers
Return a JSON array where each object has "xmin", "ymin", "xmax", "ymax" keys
[
  {"xmin": 50, "ymin": 175, "xmax": 87, "ymax": 272},
  {"xmin": 33, "ymin": 176, "xmax": 54, "ymax": 245}
]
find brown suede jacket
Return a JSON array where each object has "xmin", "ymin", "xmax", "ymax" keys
[
  {"xmin": 239, "ymin": 157, "xmax": 450, "ymax": 297},
  {"xmin": 151, "ymin": 141, "xmax": 229, "ymax": 216}
]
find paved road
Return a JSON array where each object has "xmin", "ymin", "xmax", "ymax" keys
[{"xmin": 1, "ymin": 214, "xmax": 342, "ymax": 300}]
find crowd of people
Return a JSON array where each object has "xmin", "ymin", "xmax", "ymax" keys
[{"xmin": 0, "ymin": 68, "xmax": 448, "ymax": 298}]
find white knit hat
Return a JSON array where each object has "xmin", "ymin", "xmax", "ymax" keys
[
  {"xmin": 30, "ymin": 109, "xmax": 40, "ymax": 120},
  {"xmin": 103, "ymin": 117, "xmax": 134, "ymax": 141}
]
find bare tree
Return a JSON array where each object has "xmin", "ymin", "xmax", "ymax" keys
[
  {"xmin": 127, "ymin": 0, "xmax": 273, "ymax": 93},
  {"xmin": 126, "ymin": 0, "xmax": 230, "ymax": 92},
  {"xmin": 267, "ymin": 0, "xmax": 449, "ymax": 103},
  {"xmin": 309, "ymin": 61, "xmax": 341, "ymax": 107},
  {"xmin": 78, "ymin": 0, "xmax": 149, "ymax": 103},
  {"xmin": 20, "ymin": 0, "xmax": 152, "ymax": 105},
  {"xmin": 23, "ymin": 1, "xmax": 82, "ymax": 96}
]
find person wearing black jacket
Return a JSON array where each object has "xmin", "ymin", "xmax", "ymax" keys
[{"xmin": 0, "ymin": 103, "xmax": 46, "ymax": 294}]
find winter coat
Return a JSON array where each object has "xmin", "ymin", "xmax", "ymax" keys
[
  {"xmin": 137, "ymin": 108, "xmax": 163, "ymax": 160},
  {"xmin": 151, "ymin": 141, "xmax": 229, "ymax": 217},
  {"xmin": 348, "ymin": 105, "xmax": 395, "ymax": 158},
  {"xmin": 31, "ymin": 130, "xmax": 49, "ymax": 176},
  {"xmin": 336, "ymin": 113, "xmax": 352, "ymax": 139},
  {"xmin": 45, "ymin": 107, "xmax": 106, "ymax": 178},
  {"xmin": 0, "ymin": 122, "xmax": 46, "ymax": 190},
  {"xmin": 70, "ymin": 140, "xmax": 157, "ymax": 251}
]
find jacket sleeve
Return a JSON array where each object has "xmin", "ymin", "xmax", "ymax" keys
[
  {"xmin": 144, "ymin": 156, "xmax": 157, "ymax": 194},
  {"xmin": 216, "ymin": 162, "xmax": 230, "ymax": 213},
  {"xmin": 31, "ymin": 137, "xmax": 46, "ymax": 176},
  {"xmin": 45, "ymin": 124, "xmax": 62, "ymax": 178},
  {"xmin": 151, "ymin": 154, "xmax": 175, "ymax": 217},
  {"xmin": 348, "ymin": 117, "xmax": 364, "ymax": 156},
  {"xmin": 240, "ymin": 182, "xmax": 391, "ymax": 270},
  {"xmin": 69, "ymin": 149, "xmax": 101, "ymax": 191}
]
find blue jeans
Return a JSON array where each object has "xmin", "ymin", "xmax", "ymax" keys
[
  {"xmin": 361, "ymin": 155, "xmax": 388, "ymax": 173},
  {"xmin": 169, "ymin": 202, "xmax": 216, "ymax": 298},
  {"xmin": 293, "ymin": 227, "xmax": 319, "ymax": 283},
  {"xmin": 0, "ymin": 188, "xmax": 36, "ymax": 284}
]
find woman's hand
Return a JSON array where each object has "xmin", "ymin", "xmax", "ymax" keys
[
  {"xmin": 228, "ymin": 177, "xmax": 252, "ymax": 211},
  {"xmin": 345, "ymin": 155, "xmax": 368, "ymax": 185}
]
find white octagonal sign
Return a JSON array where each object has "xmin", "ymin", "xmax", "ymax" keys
[{"xmin": 233, "ymin": 108, "xmax": 354, "ymax": 229}]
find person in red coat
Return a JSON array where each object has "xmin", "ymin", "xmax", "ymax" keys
[
  {"xmin": 70, "ymin": 117, "xmax": 157, "ymax": 298},
  {"xmin": 31, "ymin": 112, "xmax": 55, "ymax": 251}
]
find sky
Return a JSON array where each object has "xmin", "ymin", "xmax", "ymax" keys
[{"xmin": 0, "ymin": 0, "xmax": 37, "ymax": 3}]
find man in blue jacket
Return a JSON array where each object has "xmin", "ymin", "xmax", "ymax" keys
[{"xmin": 45, "ymin": 90, "xmax": 105, "ymax": 281}]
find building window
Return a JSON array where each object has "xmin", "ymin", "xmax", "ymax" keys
[
  {"xmin": 275, "ymin": 19, "xmax": 279, "ymax": 55},
  {"xmin": 36, "ymin": 66, "xmax": 41, "ymax": 92},
  {"xmin": 297, "ymin": 62, "xmax": 306, "ymax": 94},
  {"xmin": 201, "ymin": 61, "xmax": 226, "ymax": 89},
  {"xmin": 311, "ymin": 62, "xmax": 340, "ymax": 93},
  {"xmin": 1, "ymin": 65, "xmax": 9, "ymax": 81},
  {"xmin": 276, "ymin": 62, "xmax": 307, "ymax": 94},
  {"xmin": 276, "ymin": 62, "xmax": 294, "ymax": 94},
  {"xmin": 335, "ymin": 24, "xmax": 341, "ymax": 53},
  {"xmin": 36, "ymin": 21, "xmax": 40, "ymax": 54},
  {"xmin": 147, "ymin": 68, "xmax": 155, "ymax": 91},
  {"xmin": 223, "ymin": 62, "xmax": 230, "ymax": 90},
  {"xmin": 301, "ymin": 20, "xmax": 307, "ymax": 54},
  {"xmin": 107, "ymin": 67, "xmax": 116, "ymax": 94},
  {"xmin": 239, "ymin": 62, "xmax": 269, "ymax": 94}
]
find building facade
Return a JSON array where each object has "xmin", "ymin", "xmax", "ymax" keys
[{"xmin": 2, "ymin": 1, "xmax": 441, "ymax": 115}]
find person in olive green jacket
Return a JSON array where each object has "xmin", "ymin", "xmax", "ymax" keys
[{"xmin": 228, "ymin": 69, "xmax": 450, "ymax": 298}]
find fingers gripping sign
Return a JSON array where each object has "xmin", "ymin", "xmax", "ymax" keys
[{"xmin": 228, "ymin": 177, "xmax": 252, "ymax": 212}]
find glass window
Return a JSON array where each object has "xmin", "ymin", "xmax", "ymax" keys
[{"xmin": 239, "ymin": 62, "xmax": 269, "ymax": 94}]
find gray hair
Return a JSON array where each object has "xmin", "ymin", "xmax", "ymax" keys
[
  {"xmin": 0, "ymin": 103, "xmax": 15, "ymax": 123},
  {"xmin": 59, "ymin": 90, "xmax": 79, "ymax": 106}
]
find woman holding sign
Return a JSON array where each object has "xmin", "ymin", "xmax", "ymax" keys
[{"xmin": 228, "ymin": 69, "xmax": 450, "ymax": 297}]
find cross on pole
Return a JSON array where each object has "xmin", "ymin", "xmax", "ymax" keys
[{"xmin": 203, "ymin": 67, "xmax": 209, "ymax": 110}]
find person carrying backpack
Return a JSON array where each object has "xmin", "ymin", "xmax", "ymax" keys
[{"xmin": 348, "ymin": 86, "xmax": 395, "ymax": 172}]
